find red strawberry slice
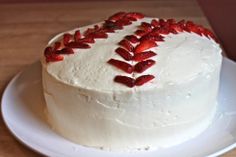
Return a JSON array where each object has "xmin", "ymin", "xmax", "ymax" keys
[
  {"xmin": 126, "ymin": 16, "xmax": 137, "ymax": 21},
  {"xmin": 190, "ymin": 25, "xmax": 202, "ymax": 36},
  {"xmin": 84, "ymin": 28, "xmax": 98, "ymax": 36},
  {"xmin": 44, "ymin": 46, "xmax": 64, "ymax": 62},
  {"xmin": 88, "ymin": 32, "xmax": 108, "ymax": 39},
  {"xmin": 202, "ymin": 28, "xmax": 219, "ymax": 42},
  {"xmin": 53, "ymin": 42, "xmax": 61, "ymax": 51},
  {"xmin": 133, "ymin": 51, "xmax": 157, "ymax": 61},
  {"xmin": 67, "ymin": 42, "xmax": 90, "ymax": 49},
  {"xmin": 115, "ymin": 47, "xmax": 133, "ymax": 61},
  {"xmin": 107, "ymin": 59, "xmax": 133, "ymax": 74},
  {"xmin": 108, "ymin": 12, "xmax": 126, "ymax": 21},
  {"xmin": 44, "ymin": 46, "xmax": 53, "ymax": 58},
  {"xmin": 184, "ymin": 21, "xmax": 195, "ymax": 32},
  {"xmin": 56, "ymin": 47, "xmax": 74, "ymax": 54},
  {"xmin": 116, "ymin": 18, "xmax": 132, "ymax": 26},
  {"xmin": 140, "ymin": 34, "xmax": 164, "ymax": 42},
  {"xmin": 104, "ymin": 20, "xmax": 123, "ymax": 30},
  {"xmin": 135, "ymin": 75, "xmax": 154, "ymax": 86},
  {"xmin": 103, "ymin": 28, "xmax": 115, "ymax": 33},
  {"xmin": 46, "ymin": 54, "xmax": 64, "ymax": 62},
  {"xmin": 77, "ymin": 37, "xmax": 95, "ymax": 43},
  {"xmin": 114, "ymin": 75, "xmax": 135, "ymax": 88},
  {"xmin": 167, "ymin": 19, "xmax": 176, "ymax": 24},
  {"xmin": 74, "ymin": 30, "xmax": 81, "ymax": 42},
  {"xmin": 140, "ymin": 22, "xmax": 153, "ymax": 32},
  {"xmin": 151, "ymin": 19, "xmax": 159, "ymax": 27},
  {"xmin": 134, "ymin": 40, "xmax": 157, "ymax": 53},
  {"xmin": 125, "ymin": 12, "xmax": 144, "ymax": 20},
  {"xmin": 134, "ymin": 59, "xmax": 155, "ymax": 73},
  {"xmin": 159, "ymin": 19, "xmax": 166, "ymax": 27},
  {"xmin": 118, "ymin": 39, "xmax": 134, "ymax": 52},
  {"xmin": 94, "ymin": 25, "xmax": 100, "ymax": 31},
  {"xmin": 178, "ymin": 20, "xmax": 185, "ymax": 25},
  {"xmin": 135, "ymin": 30, "xmax": 148, "ymax": 37},
  {"xmin": 158, "ymin": 27, "xmax": 170, "ymax": 35},
  {"xmin": 63, "ymin": 33, "xmax": 73, "ymax": 46},
  {"xmin": 125, "ymin": 35, "xmax": 139, "ymax": 44},
  {"xmin": 170, "ymin": 23, "xmax": 183, "ymax": 32}
]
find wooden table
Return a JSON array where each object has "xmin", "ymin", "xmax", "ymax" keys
[{"xmin": 0, "ymin": 1, "xmax": 234, "ymax": 156}]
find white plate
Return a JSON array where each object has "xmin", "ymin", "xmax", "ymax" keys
[{"xmin": 1, "ymin": 58, "xmax": 236, "ymax": 157}]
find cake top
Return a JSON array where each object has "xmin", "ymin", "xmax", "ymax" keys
[{"xmin": 42, "ymin": 12, "xmax": 222, "ymax": 91}]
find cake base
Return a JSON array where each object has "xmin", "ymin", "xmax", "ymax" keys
[{"xmin": 46, "ymin": 104, "xmax": 217, "ymax": 152}]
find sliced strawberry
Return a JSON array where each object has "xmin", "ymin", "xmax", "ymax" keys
[
  {"xmin": 169, "ymin": 27, "xmax": 178, "ymax": 34},
  {"xmin": 44, "ymin": 46, "xmax": 53, "ymax": 57},
  {"xmin": 125, "ymin": 35, "xmax": 139, "ymax": 43},
  {"xmin": 88, "ymin": 32, "xmax": 108, "ymax": 39},
  {"xmin": 184, "ymin": 21, "xmax": 194, "ymax": 32},
  {"xmin": 133, "ymin": 51, "xmax": 157, "ymax": 61},
  {"xmin": 134, "ymin": 59, "xmax": 155, "ymax": 73},
  {"xmin": 104, "ymin": 20, "xmax": 123, "ymax": 30},
  {"xmin": 177, "ymin": 20, "xmax": 186, "ymax": 29},
  {"xmin": 203, "ymin": 28, "xmax": 219, "ymax": 42},
  {"xmin": 56, "ymin": 47, "xmax": 74, "ymax": 54},
  {"xmin": 140, "ymin": 34, "xmax": 164, "ymax": 42},
  {"xmin": 116, "ymin": 18, "xmax": 132, "ymax": 26},
  {"xmin": 77, "ymin": 37, "xmax": 95, "ymax": 43},
  {"xmin": 135, "ymin": 30, "xmax": 148, "ymax": 37},
  {"xmin": 67, "ymin": 42, "xmax": 90, "ymax": 49},
  {"xmin": 115, "ymin": 47, "xmax": 133, "ymax": 61},
  {"xmin": 150, "ymin": 27, "xmax": 161, "ymax": 36},
  {"xmin": 125, "ymin": 12, "xmax": 144, "ymax": 20},
  {"xmin": 114, "ymin": 75, "xmax": 135, "ymax": 88},
  {"xmin": 151, "ymin": 19, "xmax": 159, "ymax": 27},
  {"xmin": 159, "ymin": 19, "xmax": 166, "ymax": 27},
  {"xmin": 135, "ymin": 75, "xmax": 154, "ymax": 86},
  {"xmin": 63, "ymin": 33, "xmax": 73, "ymax": 46},
  {"xmin": 134, "ymin": 40, "xmax": 157, "ymax": 53},
  {"xmin": 125, "ymin": 16, "xmax": 137, "ymax": 21},
  {"xmin": 46, "ymin": 53, "xmax": 64, "ymax": 62},
  {"xmin": 108, "ymin": 12, "xmax": 126, "ymax": 21},
  {"xmin": 190, "ymin": 25, "xmax": 202, "ymax": 36},
  {"xmin": 158, "ymin": 27, "xmax": 170, "ymax": 35},
  {"xmin": 84, "ymin": 28, "xmax": 97, "ymax": 36},
  {"xmin": 74, "ymin": 30, "xmax": 81, "ymax": 42},
  {"xmin": 103, "ymin": 28, "xmax": 115, "ymax": 33},
  {"xmin": 140, "ymin": 22, "xmax": 153, "ymax": 32},
  {"xmin": 170, "ymin": 23, "xmax": 183, "ymax": 32},
  {"xmin": 94, "ymin": 25, "xmax": 100, "ymax": 31},
  {"xmin": 167, "ymin": 19, "xmax": 176, "ymax": 24},
  {"xmin": 107, "ymin": 59, "xmax": 133, "ymax": 73},
  {"xmin": 118, "ymin": 39, "xmax": 134, "ymax": 52},
  {"xmin": 53, "ymin": 42, "xmax": 61, "ymax": 51}
]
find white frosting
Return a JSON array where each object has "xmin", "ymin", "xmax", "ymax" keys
[{"xmin": 42, "ymin": 18, "xmax": 222, "ymax": 151}]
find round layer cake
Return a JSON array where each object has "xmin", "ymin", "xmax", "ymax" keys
[{"xmin": 41, "ymin": 12, "xmax": 222, "ymax": 151}]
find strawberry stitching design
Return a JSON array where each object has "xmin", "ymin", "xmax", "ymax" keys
[
  {"xmin": 108, "ymin": 17, "xmax": 219, "ymax": 87},
  {"xmin": 44, "ymin": 12, "xmax": 143, "ymax": 62}
]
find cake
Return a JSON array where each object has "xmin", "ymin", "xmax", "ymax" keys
[{"xmin": 41, "ymin": 12, "xmax": 222, "ymax": 151}]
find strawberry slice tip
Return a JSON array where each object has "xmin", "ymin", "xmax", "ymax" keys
[
  {"xmin": 134, "ymin": 40, "xmax": 157, "ymax": 53},
  {"xmin": 114, "ymin": 75, "xmax": 135, "ymax": 88},
  {"xmin": 67, "ymin": 42, "xmax": 90, "ymax": 49},
  {"xmin": 135, "ymin": 75, "xmax": 155, "ymax": 86},
  {"xmin": 115, "ymin": 47, "xmax": 133, "ymax": 61},
  {"xmin": 133, "ymin": 51, "xmax": 157, "ymax": 62},
  {"xmin": 118, "ymin": 39, "xmax": 134, "ymax": 52},
  {"xmin": 134, "ymin": 59, "xmax": 155, "ymax": 73},
  {"xmin": 107, "ymin": 59, "xmax": 133, "ymax": 74}
]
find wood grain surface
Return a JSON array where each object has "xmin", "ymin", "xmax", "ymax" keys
[{"xmin": 0, "ymin": 1, "xmax": 234, "ymax": 156}]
